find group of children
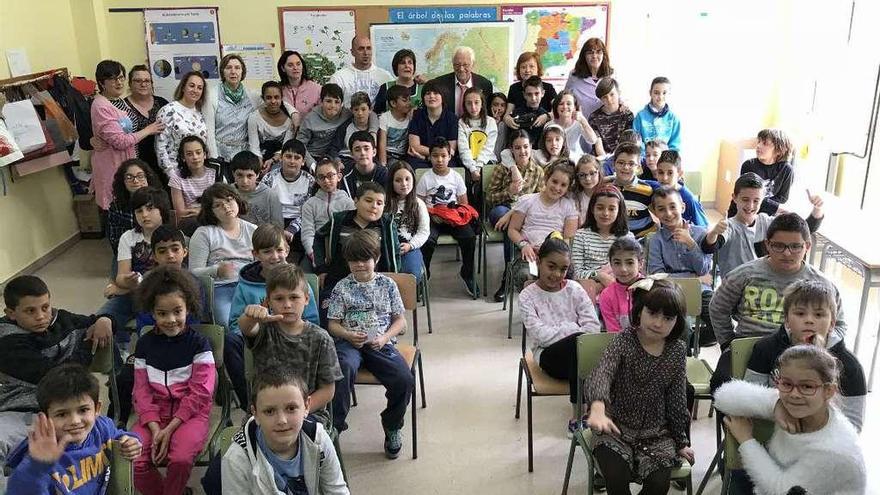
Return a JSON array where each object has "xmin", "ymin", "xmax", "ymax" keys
[{"xmin": 1, "ymin": 40, "xmax": 870, "ymax": 494}]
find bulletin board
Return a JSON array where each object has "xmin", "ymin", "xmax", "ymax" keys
[{"xmin": 277, "ymin": 8, "xmax": 358, "ymax": 84}]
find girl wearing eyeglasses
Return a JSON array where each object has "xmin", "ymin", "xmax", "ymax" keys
[{"xmin": 715, "ymin": 345, "xmax": 866, "ymax": 495}]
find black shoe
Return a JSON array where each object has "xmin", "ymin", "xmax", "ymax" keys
[
  {"xmin": 460, "ymin": 273, "xmax": 475, "ymax": 297},
  {"xmin": 592, "ymin": 472, "xmax": 606, "ymax": 491},
  {"xmin": 493, "ymin": 283, "xmax": 506, "ymax": 303}
]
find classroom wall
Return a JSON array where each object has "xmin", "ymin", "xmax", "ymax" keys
[
  {"xmin": 89, "ymin": 0, "xmax": 819, "ymax": 206},
  {"xmin": 0, "ymin": 0, "xmax": 84, "ymax": 283}
]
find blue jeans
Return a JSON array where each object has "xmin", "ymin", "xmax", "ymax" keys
[
  {"xmin": 213, "ymin": 282, "xmax": 237, "ymax": 331},
  {"xmin": 399, "ymin": 248, "xmax": 424, "ymax": 282},
  {"xmin": 224, "ymin": 332, "xmax": 247, "ymax": 409},
  {"xmin": 98, "ymin": 294, "xmax": 133, "ymax": 347},
  {"xmin": 488, "ymin": 205, "xmax": 512, "ymax": 262},
  {"xmin": 332, "ymin": 339, "xmax": 413, "ymax": 432}
]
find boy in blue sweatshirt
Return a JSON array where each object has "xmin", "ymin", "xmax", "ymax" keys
[
  {"xmin": 5, "ymin": 363, "xmax": 141, "ymax": 495},
  {"xmin": 225, "ymin": 223, "xmax": 320, "ymax": 408},
  {"xmin": 633, "ymin": 76, "xmax": 681, "ymax": 151}
]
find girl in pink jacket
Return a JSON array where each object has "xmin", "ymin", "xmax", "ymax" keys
[
  {"xmin": 598, "ymin": 236, "xmax": 644, "ymax": 332},
  {"xmin": 132, "ymin": 265, "xmax": 215, "ymax": 495}
]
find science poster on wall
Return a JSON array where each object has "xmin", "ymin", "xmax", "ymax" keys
[
  {"xmin": 281, "ymin": 9, "xmax": 356, "ymax": 85},
  {"xmin": 144, "ymin": 8, "xmax": 222, "ymax": 100}
]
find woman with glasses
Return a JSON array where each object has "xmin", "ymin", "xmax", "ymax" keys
[
  {"xmin": 564, "ymin": 38, "xmax": 614, "ymax": 119},
  {"xmin": 90, "ymin": 59, "xmax": 165, "ymax": 211},
  {"xmin": 715, "ymin": 344, "xmax": 866, "ymax": 495},
  {"xmin": 123, "ymin": 65, "xmax": 169, "ymax": 180}
]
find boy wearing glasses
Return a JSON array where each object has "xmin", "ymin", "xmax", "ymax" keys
[
  {"xmin": 708, "ymin": 213, "xmax": 846, "ymax": 390},
  {"xmin": 745, "ymin": 279, "xmax": 866, "ymax": 431}
]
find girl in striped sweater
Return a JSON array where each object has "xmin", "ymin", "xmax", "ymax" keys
[
  {"xmin": 132, "ymin": 265, "xmax": 215, "ymax": 495},
  {"xmin": 571, "ymin": 185, "xmax": 634, "ymax": 301}
]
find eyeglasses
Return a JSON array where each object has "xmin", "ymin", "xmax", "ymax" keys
[
  {"xmin": 577, "ymin": 171, "xmax": 599, "ymax": 179},
  {"xmin": 124, "ymin": 173, "xmax": 147, "ymax": 182},
  {"xmin": 131, "ymin": 78, "xmax": 152, "ymax": 84},
  {"xmin": 768, "ymin": 241, "xmax": 805, "ymax": 254},
  {"xmin": 107, "ymin": 75, "xmax": 126, "ymax": 82},
  {"xmin": 772, "ymin": 372, "xmax": 828, "ymax": 396},
  {"xmin": 316, "ymin": 173, "xmax": 337, "ymax": 181}
]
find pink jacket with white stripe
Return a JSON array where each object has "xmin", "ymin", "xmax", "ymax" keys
[{"xmin": 132, "ymin": 328, "xmax": 215, "ymax": 425}]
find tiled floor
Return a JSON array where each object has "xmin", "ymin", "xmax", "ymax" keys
[{"xmin": 31, "ymin": 237, "xmax": 879, "ymax": 495}]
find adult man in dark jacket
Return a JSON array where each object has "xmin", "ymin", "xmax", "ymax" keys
[{"xmin": 429, "ymin": 46, "xmax": 494, "ymax": 117}]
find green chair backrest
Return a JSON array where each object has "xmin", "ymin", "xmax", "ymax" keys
[
  {"xmin": 671, "ymin": 277, "xmax": 703, "ymax": 319},
  {"xmin": 724, "ymin": 336, "xmax": 773, "ymax": 469},
  {"xmin": 576, "ymin": 333, "xmax": 615, "ymax": 380},
  {"xmin": 684, "ymin": 171, "xmax": 702, "ymax": 198},
  {"xmin": 731, "ymin": 337, "xmax": 762, "ymax": 379},
  {"xmin": 218, "ymin": 425, "xmax": 239, "ymax": 455},
  {"xmin": 109, "ymin": 440, "xmax": 134, "ymax": 495},
  {"xmin": 89, "ymin": 340, "xmax": 114, "ymax": 375},
  {"xmin": 306, "ymin": 273, "xmax": 319, "ymax": 302}
]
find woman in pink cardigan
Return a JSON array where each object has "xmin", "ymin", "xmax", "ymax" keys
[{"xmin": 90, "ymin": 60, "xmax": 164, "ymax": 210}]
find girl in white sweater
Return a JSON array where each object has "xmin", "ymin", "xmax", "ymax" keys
[
  {"xmin": 519, "ymin": 234, "xmax": 600, "ymax": 434},
  {"xmin": 386, "ymin": 161, "xmax": 429, "ymax": 282},
  {"xmin": 715, "ymin": 345, "xmax": 866, "ymax": 495}
]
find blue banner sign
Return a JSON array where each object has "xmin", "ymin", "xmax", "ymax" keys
[{"xmin": 388, "ymin": 7, "xmax": 498, "ymax": 24}]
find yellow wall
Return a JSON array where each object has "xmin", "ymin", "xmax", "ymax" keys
[{"xmin": 0, "ymin": 0, "xmax": 84, "ymax": 283}]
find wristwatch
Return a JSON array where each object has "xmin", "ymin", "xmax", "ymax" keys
[{"xmin": 517, "ymin": 240, "xmax": 529, "ymax": 249}]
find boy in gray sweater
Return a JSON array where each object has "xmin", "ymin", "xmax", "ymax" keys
[
  {"xmin": 707, "ymin": 172, "xmax": 824, "ymax": 277},
  {"xmin": 231, "ymin": 151, "xmax": 283, "ymax": 228},
  {"xmin": 301, "ymin": 158, "xmax": 355, "ymax": 268},
  {"xmin": 708, "ymin": 213, "xmax": 845, "ymax": 390},
  {"xmin": 296, "ymin": 83, "xmax": 352, "ymax": 161}
]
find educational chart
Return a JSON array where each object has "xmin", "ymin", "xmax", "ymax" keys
[
  {"xmin": 222, "ymin": 43, "xmax": 276, "ymax": 80},
  {"xmin": 281, "ymin": 10, "xmax": 356, "ymax": 85},
  {"xmin": 144, "ymin": 8, "xmax": 221, "ymax": 100},
  {"xmin": 371, "ymin": 22, "xmax": 514, "ymax": 91},
  {"xmin": 502, "ymin": 5, "xmax": 609, "ymax": 89}
]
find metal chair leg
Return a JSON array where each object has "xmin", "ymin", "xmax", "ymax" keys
[
  {"xmin": 561, "ymin": 436, "xmax": 576, "ymax": 494},
  {"xmin": 418, "ymin": 354, "xmax": 426, "ymax": 408},
  {"xmin": 515, "ymin": 361, "xmax": 524, "ymax": 419},
  {"xmin": 526, "ymin": 386, "xmax": 534, "ymax": 472},
  {"xmin": 411, "ymin": 367, "xmax": 418, "ymax": 459}
]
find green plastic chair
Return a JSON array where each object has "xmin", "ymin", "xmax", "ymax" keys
[
  {"xmin": 684, "ymin": 171, "xmax": 702, "ymax": 200},
  {"xmin": 671, "ymin": 277, "xmax": 715, "ymax": 419},
  {"xmin": 561, "ymin": 332, "xmax": 694, "ymax": 494},
  {"xmin": 414, "ymin": 166, "xmax": 481, "ymax": 299},
  {"xmin": 479, "ymin": 163, "xmax": 507, "ymax": 297},
  {"xmin": 515, "ymin": 323, "xmax": 569, "ymax": 472},
  {"xmin": 89, "ymin": 339, "xmax": 121, "ymax": 426},
  {"xmin": 108, "ymin": 439, "xmax": 134, "ymax": 495},
  {"xmin": 695, "ymin": 336, "xmax": 763, "ymax": 494}
]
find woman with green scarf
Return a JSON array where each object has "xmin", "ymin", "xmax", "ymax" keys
[{"xmin": 203, "ymin": 54, "xmax": 261, "ymax": 164}]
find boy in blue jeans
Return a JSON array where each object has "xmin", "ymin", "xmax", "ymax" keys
[{"xmin": 327, "ymin": 230, "xmax": 413, "ymax": 459}]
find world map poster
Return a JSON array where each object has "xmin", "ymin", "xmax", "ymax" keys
[{"xmin": 371, "ymin": 22, "xmax": 514, "ymax": 92}]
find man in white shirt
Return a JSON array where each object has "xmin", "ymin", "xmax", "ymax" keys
[
  {"xmin": 329, "ymin": 35, "xmax": 394, "ymax": 107},
  {"xmin": 428, "ymin": 46, "xmax": 494, "ymax": 117}
]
